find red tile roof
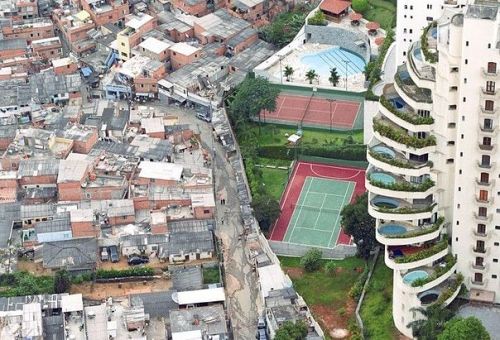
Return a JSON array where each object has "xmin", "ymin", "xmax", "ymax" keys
[{"xmin": 320, "ymin": 0, "xmax": 351, "ymax": 15}]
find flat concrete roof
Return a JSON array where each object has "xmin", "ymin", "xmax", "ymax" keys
[
  {"xmin": 138, "ymin": 161, "xmax": 183, "ymax": 181},
  {"xmin": 139, "ymin": 37, "xmax": 172, "ymax": 54},
  {"xmin": 169, "ymin": 42, "xmax": 200, "ymax": 56}
]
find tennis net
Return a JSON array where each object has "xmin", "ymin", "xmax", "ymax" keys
[{"xmin": 291, "ymin": 203, "xmax": 340, "ymax": 214}]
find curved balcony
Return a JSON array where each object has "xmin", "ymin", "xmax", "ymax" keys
[
  {"xmin": 385, "ymin": 238, "xmax": 449, "ymax": 270},
  {"xmin": 366, "ymin": 170, "xmax": 435, "ymax": 200},
  {"xmin": 367, "ymin": 146, "xmax": 432, "ymax": 177},
  {"xmin": 398, "ymin": 255, "xmax": 457, "ymax": 294},
  {"xmin": 369, "ymin": 195, "xmax": 436, "ymax": 220},
  {"xmin": 373, "ymin": 118, "xmax": 437, "ymax": 155},
  {"xmin": 407, "ymin": 42, "xmax": 436, "ymax": 89},
  {"xmin": 479, "ymin": 104, "xmax": 497, "ymax": 115},
  {"xmin": 420, "ymin": 22, "xmax": 438, "ymax": 65},
  {"xmin": 394, "ymin": 64, "xmax": 433, "ymax": 111},
  {"xmin": 481, "ymin": 67, "xmax": 499, "ymax": 80},
  {"xmin": 476, "ymin": 161, "xmax": 495, "ymax": 171},
  {"xmin": 418, "ymin": 273, "xmax": 463, "ymax": 308},
  {"xmin": 376, "ymin": 218, "xmax": 444, "ymax": 246},
  {"xmin": 380, "ymin": 87, "xmax": 433, "ymax": 133}
]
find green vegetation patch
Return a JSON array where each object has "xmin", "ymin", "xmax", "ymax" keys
[
  {"xmin": 360, "ymin": 256, "xmax": 397, "ymax": 339},
  {"xmin": 202, "ymin": 267, "xmax": 221, "ymax": 284}
]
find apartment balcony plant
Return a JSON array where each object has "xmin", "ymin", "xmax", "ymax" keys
[
  {"xmin": 434, "ymin": 273, "xmax": 463, "ymax": 306},
  {"xmin": 373, "ymin": 119, "xmax": 437, "ymax": 148},
  {"xmin": 376, "ymin": 217, "xmax": 444, "ymax": 245},
  {"xmin": 420, "ymin": 21, "xmax": 438, "ymax": 64},
  {"xmin": 394, "ymin": 237, "xmax": 448, "ymax": 264},
  {"xmin": 380, "ymin": 95, "xmax": 434, "ymax": 125},
  {"xmin": 382, "ymin": 217, "xmax": 444, "ymax": 240},
  {"xmin": 407, "ymin": 42, "xmax": 436, "ymax": 85},
  {"xmin": 367, "ymin": 149, "xmax": 433, "ymax": 175},
  {"xmin": 368, "ymin": 175, "xmax": 434, "ymax": 192},
  {"xmin": 410, "ymin": 254, "xmax": 457, "ymax": 287}
]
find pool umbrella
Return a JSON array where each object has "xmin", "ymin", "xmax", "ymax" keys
[
  {"xmin": 350, "ymin": 12, "xmax": 362, "ymax": 21},
  {"xmin": 375, "ymin": 37, "xmax": 385, "ymax": 46},
  {"xmin": 366, "ymin": 21, "xmax": 380, "ymax": 31}
]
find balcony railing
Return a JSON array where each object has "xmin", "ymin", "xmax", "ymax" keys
[
  {"xmin": 472, "ymin": 229, "xmax": 489, "ymax": 238},
  {"xmin": 477, "ymin": 161, "xmax": 494, "ymax": 169},
  {"xmin": 421, "ymin": 22, "xmax": 438, "ymax": 64},
  {"xmin": 380, "ymin": 95, "xmax": 434, "ymax": 125},
  {"xmin": 478, "ymin": 143, "xmax": 494, "ymax": 151},
  {"xmin": 368, "ymin": 149, "xmax": 432, "ymax": 170},
  {"xmin": 472, "ymin": 246, "xmax": 487, "ymax": 254},
  {"xmin": 471, "ymin": 262, "xmax": 486, "ymax": 270},
  {"xmin": 470, "ymin": 278, "xmax": 487, "ymax": 286},
  {"xmin": 394, "ymin": 238, "xmax": 448, "ymax": 264},
  {"xmin": 380, "ymin": 217, "xmax": 444, "ymax": 239},
  {"xmin": 373, "ymin": 119, "xmax": 437, "ymax": 149},
  {"xmin": 368, "ymin": 173, "xmax": 435, "ymax": 192},
  {"xmin": 409, "ymin": 255, "xmax": 456, "ymax": 287},
  {"xmin": 481, "ymin": 87, "xmax": 498, "ymax": 96},
  {"xmin": 395, "ymin": 65, "xmax": 433, "ymax": 104},
  {"xmin": 480, "ymin": 105, "xmax": 497, "ymax": 114},
  {"xmin": 482, "ymin": 67, "xmax": 499, "ymax": 78}
]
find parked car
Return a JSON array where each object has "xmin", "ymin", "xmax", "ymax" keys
[
  {"xmin": 257, "ymin": 316, "xmax": 266, "ymax": 329},
  {"xmin": 109, "ymin": 246, "xmax": 119, "ymax": 263},
  {"xmin": 196, "ymin": 112, "xmax": 211, "ymax": 122},
  {"xmin": 127, "ymin": 256, "xmax": 149, "ymax": 266}
]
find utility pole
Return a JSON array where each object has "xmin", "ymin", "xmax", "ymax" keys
[{"xmin": 343, "ymin": 60, "xmax": 351, "ymax": 91}]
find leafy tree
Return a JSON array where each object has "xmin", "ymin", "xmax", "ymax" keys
[
  {"xmin": 305, "ymin": 69, "xmax": 318, "ymax": 84},
  {"xmin": 54, "ymin": 269, "xmax": 71, "ymax": 294},
  {"xmin": 252, "ymin": 194, "xmax": 281, "ymax": 231},
  {"xmin": 352, "ymin": 0, "xmax": 369, "ymax": 13},
  {"xmin": 300, "ymin": 248, "xmax": 322, "ymax": 272},
  {"xmin": 274, "ymin": 320, "xmax": 308, "ymax": 340},
  {"xmin": 407, "ymin": 305, "xmax": 454, "ymax": 340},
  {"xmin": 260, "ymin": 9, "xmax": 309, "ymax": 47},
  {"xmin": 329, "ymin": 67, "xmax": 340, "ymax": 87},
  {"xmin": 438, "ymin": 317, "xmax": 490, "ymax": 340},
  {"xmin": 324, "ymin": 261, "xmax": 337, "ymax": 276},
  {"xmin": 307, "ymin": 10, "xmax": 326, "ymax": 26},
  {"xmin": 340, "ymin": 193, "xmax": 376, "ymax": 259},
  {"xmin": 228, "ymin": 75, "xmax": 280, "ymax": 128},
  {"xmin": 284, "ymin": 65, "xmax": 294, "ymax": 82}
]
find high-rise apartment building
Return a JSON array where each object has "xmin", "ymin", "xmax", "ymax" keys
[
  {"xmin": 396, "ymin": 0, "xmax": 469, "ymax": 65},
  {"xmin": 368, "ymin": 1, "xmax": 500, "ymax": 337}
]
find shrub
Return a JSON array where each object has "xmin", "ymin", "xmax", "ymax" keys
[
  {"xmin": 394, "ymin": 237, "xmax": 448, "ymax": 264},
  {"xmin": 384, "ymin": 216, "xmax": 444, "ymax": 239},
  {"xmin": 421, "ymin": 22, "xmax": 438, "ymax": 64},
  {"xmin": 380, "ymin": 96, "xmax": 434, "ymax": 125},
  {"xmin": 300, "ymin": 248, "xmax": 322, "ymax": 272},
  {"xmin": 307, "ymin": 10, "xmax": 327, "ymax": 26},
  {"xmin": 352, "ymin": 0, "xmax": 369, "ymax": 13},
  {"xmin": 349, "ymin": 265, "xmax": 368, "ymax": 301},
  {"xmin": 96, "ymin": 267, "xmax": 154, "ymax": 279},
  {"xmin": 257, "ymin": 144, "xmax": 367, "ymax": 161},
  {"xmin": 324, "ymin": 261, "xmax": 337, "ymax": 276},
  {"xmin": 373, "ymin": 119, "xmax": 437, "ymax": 148},
  {"xmin": 368, "ymin": 177, "xmax": 435, "ymax": 192}
]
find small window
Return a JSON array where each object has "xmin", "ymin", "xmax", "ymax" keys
[
  {"xmin": 495, "ymin": 242, "xmax": 500, "ymax": 246},
  {"xmin": 496, "ymin": 226, "xmax": 500, "ymax": 230},
  {"xmin": 464, "ymin": 78, "xmax": 467, "ymax": 84},
  {"xmin": 465, "ymin": 59, "xmax": 468, "ymax": 65},
  {"xmin": 458, "ymin": 187, "xmax": 461, "ymax": 191},
  {"xmin": 446, "ymin": 159, "xmax": 454, "ymax": 164},
  {"xmin": 203, "ymin": 209, "xmax": 210, "ymax": 214},
  {"xmin": 447, "ymin": 141, "xmax": 455, "ymax": 145},
  {"xmin": 493, "ymin": 275, "xmax": 498, "ymax": 279},
  {"xmin": 494, "ymin": 258, "xmax": 499, "ymax": 262},
  {"xmin": 466, "ymin": 41, "xmax": 469, "ymax": 46}
]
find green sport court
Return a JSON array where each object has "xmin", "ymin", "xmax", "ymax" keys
[{"xmin": 283, "ymin": 177, "xmax": 355, "ymax": 248}]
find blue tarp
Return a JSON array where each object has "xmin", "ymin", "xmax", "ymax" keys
[{"xmin": 81, "ymin": 67, "xmax": 92, "ymax": 77}]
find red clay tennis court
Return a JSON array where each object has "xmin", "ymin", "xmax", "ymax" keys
[
  {"xmin": 269, "ymin": 161, "xmax": 366, "ymax": 247},
  {"xmin": 261, "ymin": 94, "xmax": 361, "ymax": 129}
]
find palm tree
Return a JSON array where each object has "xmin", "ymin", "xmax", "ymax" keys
[
  {"xmin": 329, "ymin": 67, "xmax": 340, "ymax": 87},
  {"xmin": 407, "ymin": 305, "xmax": 454, "ymax": 340},
  {"xmin": 305, "ymin": 69, "xmax": 318, "ymax": 84},
  {"xmin": 283, "ymin": 65, "xmax": 294, "ymax": 82}
]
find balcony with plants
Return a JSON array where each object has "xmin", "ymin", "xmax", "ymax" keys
[
  {"xmin": 369, "ymin": 194, "xmax": 437, "ymax": 220},
  {"xmin": 380, "ymin": 86, "xmax": 434, "ymax": 131},
  {"xmin": 376, "ymin": 217, "xmax": 444, "ymax": 245},
  {"xmin": 366, "ymin": 169, "xmax": 435, "ymax": 199},
  {"xmin": 367, "ymin": 144, "xmax": 432, "ymax": 176},
  {"xmin": 420, "ymin": 21, "xmax": 438, "ymax": 64},
  {"xmin": 398, "ymin": 254, "xmax": 457, "ymax": 293},
  {"xmin": 373, "ymin": 118, "xmax": 437, "ymax": 153},
  {"xmin": 394, "ymin": 64, "xmax": 433, "ymax": 106},
  {"xmin": 407, "ymin": 41, "xmax": 436, "ymax": 87},
  {"xmin": 385, "ymin": 236, "xmax": 449, "ymax": 270},
  {"xmin": 418, "ymin": 273, "xmax": 463, "ymax": 308}
]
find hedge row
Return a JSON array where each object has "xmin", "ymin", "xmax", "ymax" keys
[
  {"xmin": 96, "ymin": 267, "xmax": 154, "ymax": 279},
  {"xmin": 257, "ymin": 144, "xmax": 367, "ymax": 161}
]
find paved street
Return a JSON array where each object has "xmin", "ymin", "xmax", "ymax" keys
[{"xmin": 155, "ymin": 104, "xmax": 260, "ymax": 340}]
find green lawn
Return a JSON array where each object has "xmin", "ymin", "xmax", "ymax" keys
[
  {"xmin": 252, "ymin": 124, "xmax": 363, "ymax": 147},
  {"xmin": 260, "ymin": 167, "xmax": 289, "ymax": 201},
  {"xmin": 360, "ymin": 256, "xmax": 398, "ymax": 339},
  {"xmin": 364, "ymin": 0, "xmax": 396, "ymax": 30},
  {"xmin": 279, "ymin": 256, "xmax": 365, "ymax": 307},
  {"xmin": 202, "ymin": 267, "xmax": 221, "ymax": 284}
]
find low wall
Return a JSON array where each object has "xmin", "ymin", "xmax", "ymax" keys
[{"xmin": 268, "ymin": 240, "xmax": 357, "ymax": 259}]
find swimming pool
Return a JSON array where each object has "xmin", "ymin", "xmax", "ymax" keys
[
  {"xmin": 370, "ymin": 172, "xmax": 396, "ymax": 185},
  {"xmin": 390, "ymin": 97, "xmax": 406, "ymax": 109},
  {"xmin": 419, "ymin": 290, "xmax": 439, "ymax": 305},
  {"xmin": 372, "ymin": 146, "xmax": 396, "ymax": 159},
  {"xmin": 372, "ymin": 196, "xmax": 400, "ymax": 209},
  {"xmin": 403, "ymin": 270, "xmax": 429, "ymax": 285},
  {"xmin": 413, "ymin": 47, "xmax": 423, "ymax": 61},
  {"xmin": 431, "ymin": 28, "xmax": 437, "ymax": 39},
  {"xmin": 300, "ymin": 47, "xmax": 366, "ymax": 77},
  {"xmin": 379, "ymin": 224, "xmax": 407, "ymax": 235}
]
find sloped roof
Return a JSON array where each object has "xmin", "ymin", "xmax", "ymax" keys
[
  {"xmin": 320, "ymin": 0, "xmax": 351, "ymax": 14},
  {"xmin": 40, "ymin": 238, "xmax": 97, "ymax": 270}
]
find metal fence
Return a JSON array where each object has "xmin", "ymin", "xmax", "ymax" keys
[{"xmin": 268, "ymin": 240, "xmax": 357, "ymax": 259}]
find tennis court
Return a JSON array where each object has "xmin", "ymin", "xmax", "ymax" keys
[
  {"xmin": 283, "ymin": 177, "xmax": 355, "ymax": 248},
  {"xmin": 261, "ymin": 93, "xmax": 361, "ymax": 130}
]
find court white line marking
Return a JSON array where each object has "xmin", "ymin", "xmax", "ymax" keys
[
  {"xmin": 327, "ymin": 181, "xmax": 351, "ymax": 247},
  {"xmin": 286, "ymin": 178, "xmax": 312, "ymax": 243}
]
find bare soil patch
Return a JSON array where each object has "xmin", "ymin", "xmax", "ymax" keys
[{"xmin": 71, "ymin": 278, "xmax": 171, "ymax": 300}]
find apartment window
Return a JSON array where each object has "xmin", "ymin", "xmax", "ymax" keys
[
  {"xmin": 447, "ymin": 141, "xmax": 455, "ymax": 145},
  {"xmin": 486, "ymin": 81, "xmax": 495, "ymax": 93},
  {"xmin": 449, "ymin": 105, "xmax": 457, "ymax": 110},
  {"xmin": 451, "ymin": 67, "xmax": 459, "ymax": 73},
  {"xmin": 484, "ymin": 119, "xmax": 493, "ymax": 130},
  {"xmin": 488, "ymin": 43, "xmax": 491, "ymax": 49},
  {"xmin": 478, "ymin": 207, "xmax": 487, "ymax": 217},
  {"xmin": 463, "ymin": 97, "xmax": 467, "ymax": 102},
  {"xmin": 457, "ymin": 204, "xmax": 460, "ymax": 209},
  {"xmin": 494, "ymin": 259, "xmax": 499, "ymax": 262},
  {"xmin": 426, "ymin": 16, "xmax": 433, "ymax": 21},
  {"xmin": 480, "ymin": 172, "xmax": 489, "ymax": 183},
  {"xmin": 475, "ymin": 257, "xmax": 484, "ymax": 266},
  {"xmin": 460, "ymin": 134, "xmax": 464, "ymax": 139},
  {"xmin": 448, "ymin": 123, "xmax": 456, "ymax": 128},
  {"xmin": 460, "ymin": 152, "xmax": 463, "ymax": 157},
  {"xmin": 481, "ymin": 155, "xmax": 491, "ymax": 166},
  {"xmin": 493, "ymin": 275, "xmax": 498, "ymax": 279},
  {"xmin": 496, "ymin": 226, "xmax": 500, "ymax": 230},
  {"xmin": 465, "ymin": 59, "xmax": 468, "ymax": 65},
  {"xmin": 476, "ymin": 240, "xmax": 486, "ymax": 251},
  {"xmin": 464, "ymin": 78, "xmax": 467, "ymax": 83},
  {"xmin": 121, "ymin": 42, "xmax": 125, "ymax": 47},
  {"xmin": 450, "ymin": 86, "xmax": 458, "ymax": 91},
  {"xmin": 446, "ymin": 159, "xmax": 454, "ymax": 164},
  {"xmin": 409, "ymin": 29, "xmax": 413, "ymax": 34},
  {"xmin": 485, "ymin": 100, "xmax": 494, "ymax": 111},
  {"xmin": 487, "ymin": 62, "xmax": 497, "ymax": 73},
  {"xmin": 477, "ymin": 224, "xmax": 486, "ymax": 234},
  {"xmin": 479, "ymin": 190, "xmax": 488, "ymax": 202},
  {"xmin": 404, "ymin": 5, "xmax": 407, "ymax": 9},
  {"xmin": 483, "ymin": 137, "xmax": 492, "ymax": 146},
  {"xmin": 410, "ymin": 5, "xmax": 413, "ymax": 9},
  {"xmin": 495, "ymin": 242, "xmax": 500, "ymax": 246},
  {"xmin": 466, "ymin": 41, "xmax": 469, "ymax": 46},
  {"xmin": 403, "ymin": 28, "xmax": 407, "ymax": 33},
  {"xmin": 459, "ymin": 169, "xmax": 462, "ymax": 174}
]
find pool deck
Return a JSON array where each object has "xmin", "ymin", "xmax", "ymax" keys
[{"xmin": 265, "ymin": 43, "xmax": 366, "ymax": 90}]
